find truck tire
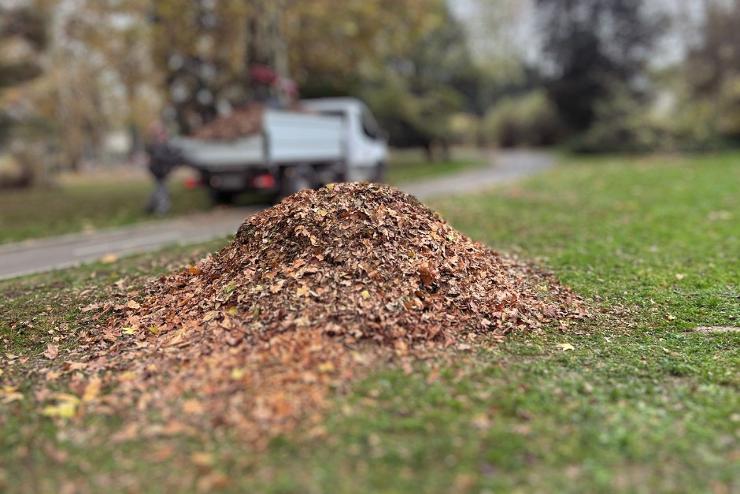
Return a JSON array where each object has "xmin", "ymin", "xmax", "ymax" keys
[
  {"xmin": 278, "ymin": 166, "xmax": 314, "ymax": 200},
  {"xmin": 209, "ymin": 188, "xmax": 235, "ymax": 205},
  {"xmin": 372, "ymin": 161, "xmax": 387, "ymax": 183}
]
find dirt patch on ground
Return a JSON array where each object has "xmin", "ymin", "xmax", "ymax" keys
[
  {"xmin": 37, "ymin": 183, "xmax": 586, "ymax": 444},
  {"xmin": 693, "ymin": 326, "xmax": 739, "ymax": 334}
]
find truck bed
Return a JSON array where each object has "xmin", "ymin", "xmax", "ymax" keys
[{"xmin": 171, "ymin": 110, "xmax": 345, "ymax": 170}]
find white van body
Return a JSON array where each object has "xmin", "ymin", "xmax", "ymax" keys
[{"xmin": 169, "ymin": 97, "xmax": 388, "ymax": 201}]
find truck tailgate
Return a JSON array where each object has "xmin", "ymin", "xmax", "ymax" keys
[{"xmin": 171, "ymin": 135, "xmax": 264, "ymax": 169}]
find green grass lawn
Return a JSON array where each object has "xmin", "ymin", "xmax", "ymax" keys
[
  {"xmin": 0, "ymin": 149, "xmax": 484, "ymax": 244},
  {"xmin": 0, "ymin": 179, "xmax": 212, "ymax": 244},
  {"xmin": 1, "ymin": 153, "xmax": 737, "ymax": 493}
]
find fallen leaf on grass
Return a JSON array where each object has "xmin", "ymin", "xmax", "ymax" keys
[
  {"xmin": 82, "ymin": 377, "xmax": 102, "ymax": 402},
  {"xmin": 99, "ymin": 253, "xmax": 118, "ymax": 264},
  {"xmin": 64, "ymin": 361, "xmax": 87, "ymax": 371},
  {"xmin": 43, "ymin": 344, "xmax": 59, "ymax": 360},
  {"xmin": 183, "ymin": 399, "xmax": 205, "ymax": 415},
  {"xmin": 556, "ymin": 343, "xmax": 575, "ymax": 351},
  {"xmin": 196, "ymin": 471, "xmax": 229, "ymax": 492},
  {"xmin": 471, "ymin": 413, "xmax": 491, "ymax": 430},
  {"xmin": 190, "ymin": 452, "xmax": 215, "ymax": 469},
  {"xmin": 1, "ymin": 386, "xmax": 23, "ymax": 404},
  {"xmin": 42, "ymin": 394, "xmax": 79, "ymax": 419},
  {"xmin": 80, "ymin": 303, "xmax": 101, "ymax": 313},
  {"xmin": 149, "ymin": 445, "xmax": 175, "ymax": 462}
]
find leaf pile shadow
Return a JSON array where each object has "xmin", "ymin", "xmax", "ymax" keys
[{"xmin": 45, "ymin": 183, "xmax": 586, "ymax": 444}]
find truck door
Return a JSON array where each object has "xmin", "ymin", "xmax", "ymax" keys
[{"xmin": 347, "ymin": 105, "xmax": 387, "ymax": 181}]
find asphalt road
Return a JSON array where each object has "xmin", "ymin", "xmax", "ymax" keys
[{"xmin": 0, "ymin": 150, "xmax": 554, "ymax": 280}]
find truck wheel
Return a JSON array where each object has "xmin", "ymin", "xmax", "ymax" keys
[
  {"xmin": 278, "ymin": 166, "xmax": 314, "ymax": 199},
  {"xmin": 372, "ymin": 161, "xmax": 387, "ymax": 182},
  {"xmin": 209, "ymin": 188, "xmax": 235, "ymax": 205}
]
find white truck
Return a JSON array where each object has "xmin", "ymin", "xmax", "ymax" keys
[{"xmin": 170, "ymin": 97, "xmax": 388, "ymax": 203}]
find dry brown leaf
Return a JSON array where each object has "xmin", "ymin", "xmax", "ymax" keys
[{"xmin": 43, "ymin": 344, "xmax": 59, "ymax": 360}]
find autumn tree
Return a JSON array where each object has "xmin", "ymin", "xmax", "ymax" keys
[
  {"xmin": 285, "ymin": 0, "xmax": 476, "ymax": 156},
  {"xmin": 685, "ymin": 0, "xmax": 740, "ymax": 141},
  {"xmin": 62, "ymin": 0, "xmax": 156, "ymax": 157},
  {"xmin": 149, "ymin": 0, "xmax": 293, "ymax": 133},
  {"xmin": 535, "ymin": 0, "xmax": 665, "ymax": 132},
  {"xmin": 0, "ymin": 3, "xmax": 48, "ymax": 186},
  {"xmin": 0, "ymin": 4, "xmax": 47, "ymax": 146},
  {"xmin": 360, "ymin": 4, "xmax": 478, "ymax": 157}
]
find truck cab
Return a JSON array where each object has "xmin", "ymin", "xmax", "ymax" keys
[{"xmin": 301, "ymin": 98, "xmax": 388, "ymax": 182}]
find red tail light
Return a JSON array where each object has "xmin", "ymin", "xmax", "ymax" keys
[
  {"xmin": 183, "ymin": 177, "xmax": 200, "ymax": 189},
  {"xmin": 253, "ymin": 173, "xmax": 276, "ymax": 189}
]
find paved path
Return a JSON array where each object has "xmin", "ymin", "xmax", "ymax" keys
[
  {"xmin": 0, "ymin": 150, "xmax": 554, "ymax": 280},
  {"xmin": 0, "ymin": 209, "xmax": 257, "ymax": 280},
  {"xmin": 404, "ymin": 149, "xmax": 554, "ymax": 199}
]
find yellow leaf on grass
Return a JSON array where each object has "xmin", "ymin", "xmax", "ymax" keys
[
  {"xmin": 82, "ymin": 377, "xmax": 102, "ymax": 402},
  {"xmin": 118, "ymin": 371, "xmax": 137, "ymax": 382},
  {"xmin": 100, "ymin": 253, "xmax": 118, "ymax": 264},
  {"xmin": 556, "ymin": 343, "xmax": 575, "ymax": 351},
  {"xmin": 42, "ymin": 402, "xmax": 77, "ymax": 418},
  {"xmin": 190, "ymin": 452, "xmax": 215, "ymax": 468},
  {"xmin": 42, "ymin": 394, "xmax": 80, "ymax": 418},
  {"xmin": 2, "ymin": 386, "xmax": 23, "ymax": 404}
]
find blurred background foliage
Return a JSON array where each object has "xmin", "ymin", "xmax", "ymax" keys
[{"xmin": 1, "ymin": 0, "xmax": 739, "ymax": 187}]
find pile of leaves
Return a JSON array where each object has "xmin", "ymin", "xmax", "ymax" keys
[
  {"xmin": 190, "ymin": 104, "xmax": 265, "ymax": 141},
  {"xmin": 46, "ymin": 184, "xmax": 585, "ymax": 443}
]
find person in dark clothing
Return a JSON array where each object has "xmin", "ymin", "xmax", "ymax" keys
[{"xmin": 145, "ymin": 121, "xmax": 181, "ymax": 215}]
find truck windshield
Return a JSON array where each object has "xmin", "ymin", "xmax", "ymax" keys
[{"xmin": 361, "ymin": 109, "xmax": 381, "ymax": 140}]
